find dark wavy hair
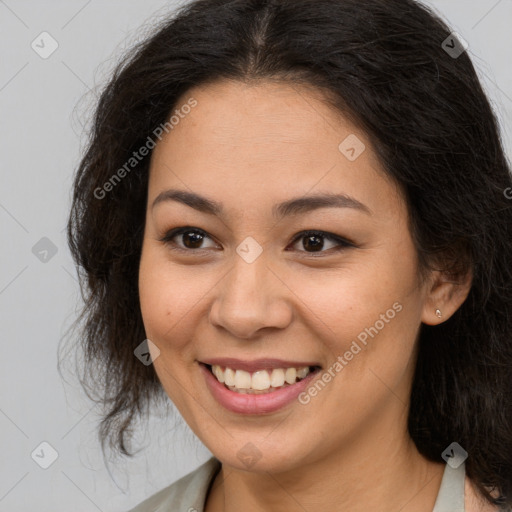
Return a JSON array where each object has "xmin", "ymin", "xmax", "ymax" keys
[{"xmin": 64, "ymin": 0, "xmax": 512, "ymax": 507}]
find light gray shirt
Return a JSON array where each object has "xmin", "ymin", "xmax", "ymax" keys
[{"xmin": 126, "ymin": 457, "xmax": 478, "ymax": 512}]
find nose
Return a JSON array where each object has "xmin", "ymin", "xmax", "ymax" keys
[{"xmin": 208, "ymin": 251, "xmax": 293, "ymax": 339}]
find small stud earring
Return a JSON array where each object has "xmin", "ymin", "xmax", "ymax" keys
[{"xmin": 435, "ymin": 309, "xmax": 442, "ymax": 318}]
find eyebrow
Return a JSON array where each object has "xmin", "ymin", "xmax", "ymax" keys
[{"xmin": 151, "ymin": 188, "xmax": 372, "ymax": 218}]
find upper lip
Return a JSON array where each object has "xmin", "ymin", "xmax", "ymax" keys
[{"xmin": 199, "ymin": 358, "xmax": 321, "ymax": 372}]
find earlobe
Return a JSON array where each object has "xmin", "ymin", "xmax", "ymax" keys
[
  {"xmin": 421, "ymin": 268, "xmax": 473, "ymax": 326},
  {"xmin": 422, "ymin": 306, "xmax": 444, "ymax": 326}
]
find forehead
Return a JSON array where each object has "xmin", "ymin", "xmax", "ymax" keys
[{"xmin": 147, "ymin": 79, "xmax": 404, "ymax": 223}]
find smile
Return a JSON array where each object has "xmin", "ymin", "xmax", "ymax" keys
[
  {"xmin": 199, "ymin": 359, "xmax": 322, "ymax": 414},
  {"xmin": 208, "ymin": 364, "xmax": 316, "ymax": 394}
]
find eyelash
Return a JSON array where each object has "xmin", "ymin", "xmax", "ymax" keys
[{"xmin": 158, "ymin": 226, "xmax": 354, "ymax": 256}]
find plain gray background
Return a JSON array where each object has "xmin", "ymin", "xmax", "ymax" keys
[{"xmin": 0, "ymin": 1, "xmax": 511, "ymax": 510}]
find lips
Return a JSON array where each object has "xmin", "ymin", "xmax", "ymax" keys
[{"xmin": 198, "ymin": 358, "xmax": 323, "ymax": 414}]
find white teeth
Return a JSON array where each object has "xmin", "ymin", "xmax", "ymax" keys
[
  {"xmin": 285, "ymin": 368, "xmax": 297, "ymax": 384},
  {"xmin": 251, "ymin": 370, "xmax": 270, "ymax": 390},
  {"xmin": 270, "ymin": 368, "xmax": 285, "ymax": 388},
  {"xmin": 210, "ymin": 365, "xmax": 313, "ymax": 393},
  {"xmin": 224, "ymin": 367, "xmax": 235, "ymax": 387},
  {"xmin": 297, "ymin": 367, "xmax": 309, "ymax": 379},
  {"xmin": 212, "ymin": 365, "xmax": 224, "ymax": 383},
  {"xmin": 234, "ymin": 369, "xmax": 252, "ymax": 389}
]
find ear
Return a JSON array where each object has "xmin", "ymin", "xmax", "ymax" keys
[{"xmin": 421, "ymin": 267, "xmax": 473, "ymax": 326}]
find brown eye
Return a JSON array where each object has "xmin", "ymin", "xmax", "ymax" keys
[
  {"xmin": 302, "ymin": 233, "xmax": 326, "ymax": 252},
  {"xmin": 180, "ymin": 230, "xmax": 205, "ymax": 249},
  {"xmin": 159, "ymin": 227, "xmax": 354, "ymax": 256},
  {"xmin": 289, "ymin": 230, "xmax": 353, "ymax": 254},
  {"xmin": 160, "ymin": 227, "xmax": 218, "ymax": 251}
]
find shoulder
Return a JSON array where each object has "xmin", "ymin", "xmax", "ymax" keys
[{"xmin": 127, "ymin": 457, "xmax": 221, "ymax": 512}]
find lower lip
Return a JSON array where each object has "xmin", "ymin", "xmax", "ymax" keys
[{"xmin": 199, "ymin": 363, "xmax": 321, "ymax": 415}]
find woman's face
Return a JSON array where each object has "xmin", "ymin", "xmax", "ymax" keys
[{"xmin": 138, "ymin": 79, "xmax": 434, "ymax": 472}]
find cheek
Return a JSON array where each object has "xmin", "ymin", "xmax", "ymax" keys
[
  {"xmin": 138, "ymin": 246, "xmax": 204, "ymax": 401},
  {"xmin": 287, "ymin": 251, "xmax": 422, "ymax": 375},
  {"xmin": 139, "ymin": 244, "xmax": 178, "ymax": 341},
  {"xmin": 288, "ymin": 264, "xmax": 408, "ymax": 337},
  {"xmin": 138, "ymin": 244, "xmax": 214, "ymax": 347}
]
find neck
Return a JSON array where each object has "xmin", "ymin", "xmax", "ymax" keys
[{"xmin": 205, "ymin": 412, "xmax": 445, "ymax": 512}]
